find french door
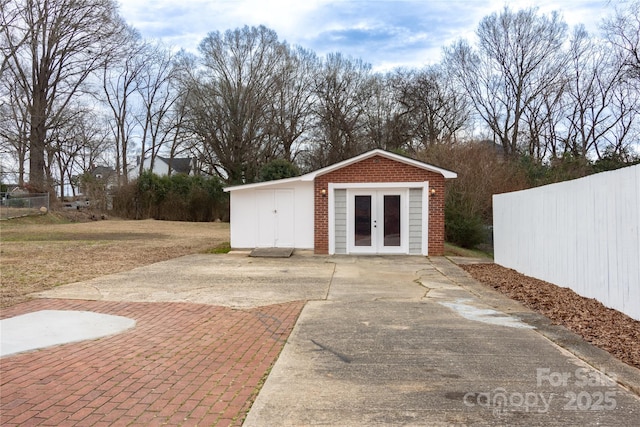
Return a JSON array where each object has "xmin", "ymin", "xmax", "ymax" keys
[{"xmin": 348, "ymin": 190, "xmax": 407, "ymax": 254}]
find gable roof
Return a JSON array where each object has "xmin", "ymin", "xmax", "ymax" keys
[
  {"xmin": 224, "ymin": 149, "xmax": 457, "ymax": 192},
  {"xmin": 90, "ymin": 165, "xmax": 116, "ymax": 177},
  {"xmin": 157, "ymin": 156, "xmax": 193, "ymax": 174}
]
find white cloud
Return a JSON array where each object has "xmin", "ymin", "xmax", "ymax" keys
[{"xmin": 117, "ymin": 0, "xmax": 614, "ymax": 70}]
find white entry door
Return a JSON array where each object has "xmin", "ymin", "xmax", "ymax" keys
[
  {"xmin": 256, "ymin": 189, "xmax": 294, "ymax": 247},
  {"xmin": 347, "ymin": 190, "xmax": 407, "ymax": 254}
]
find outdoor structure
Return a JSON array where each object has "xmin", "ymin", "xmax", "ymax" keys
[
  {"xmin": 493, "ymin": 164, "xmax": 640, "ymax": 321},
  {"xmin": 87, "ymin": 166, "xmax": 117, "ymax": 189},
  {"xmin": 224, "ymin": 149, "xmax": 457, "ymax": 256}
]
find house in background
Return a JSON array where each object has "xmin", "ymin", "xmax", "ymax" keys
[
  {"xmin": 129, "ymin": 156, "xmax": 197, "ymax": 180},
  {"xmin": 224, "ymin": 149, "xmax": 457, "ymax": 256},
  {"xmin": 88, "ymin": 166, "xmax": 117, "ymax": 188},
  {"xmin": 79, "ymin": 165, "xmax": 118, "ymax": 210}
]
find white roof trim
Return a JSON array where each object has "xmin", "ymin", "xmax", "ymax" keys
[
  {"xmin": 305, "ymin": 149, "xmax": 457, "ymax": 179},
  {"xmin": 224, "ymin": 174, "xmax": 305, "ymax": 192},
  {"xmin": 224, "ymin": 149, "xmax": 457, "ymax": 192}
]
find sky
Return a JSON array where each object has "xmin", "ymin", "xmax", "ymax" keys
[{"xmin": 116, "ymin": 1, "xmax": 616, "ymax": 72}]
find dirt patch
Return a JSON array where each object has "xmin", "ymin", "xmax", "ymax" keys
[
  {"xmin": 0, "ymin": 215, "xmax": 229, "ymax": 308},
  {"xmin": 461, "ymin": 263, "xmax": 640, "ymax": 370}
]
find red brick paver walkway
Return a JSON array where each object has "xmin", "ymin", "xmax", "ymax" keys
[{"xmin": 0, "ymin": 299, "xmax": 305, "ymax": 426}]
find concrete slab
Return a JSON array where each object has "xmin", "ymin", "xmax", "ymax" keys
[
  {"xmin": 33, "ymin": 253, "xmax": 335, "ymax": 308},
  {"xmin": 0, "ymin": 310, "xmax": 135, "ymax": 357},
  {"xmin": 446, "ymin": 255, "xmax": 494, "ymax": 265},
  {"xmin": 326, "ymin": 256, "xmax": 429, "ymax": 302},
  {"xmin": 244, "ymin": 256, "xmax": 640, "ymax": 426}
]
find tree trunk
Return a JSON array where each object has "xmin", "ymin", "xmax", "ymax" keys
[{"xmin": 28, "ymin": 93, "xmax": 47, "ymax": 191}]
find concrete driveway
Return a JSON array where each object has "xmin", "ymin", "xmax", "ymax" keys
[
  {"xmin": 12, "ymin": 253, "xmax": 640, "ymax": 425},
  {"xmin": 241, "ymin": 255, "xmax": 640, "ymax": 426}
]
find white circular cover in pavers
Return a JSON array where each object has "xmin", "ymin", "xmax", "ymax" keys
[{"xmin": 0, "ymin": 310, "xmax": 136, "ymax": 357}]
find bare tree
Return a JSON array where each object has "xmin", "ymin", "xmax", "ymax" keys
[
  {"xmin": 607, "ymin": 79, "xmax": 640, "ymax": 159},
  {"xmin": 48, "ymin": 108, "xmax": 92, "ymax": 198},
  {"xmin": 307, "ymin": 52, "xmax": 374, "ymax": 169},
  {"xmin": 604, "ymin": 1, "xmax": 640, "ymax": 81},
  {"xmin": 393, "ymin": 66, "xmax": 470, "ymax": 149},
  {"xmin": 135, "ymin": 42, "xmax": 179, "ymax": 176},
  {"xmin": 445, "ymin": 7, "xmax": 567, "ymax": 158},
  {"xmin": 0, "ymin": 79, "xmax": 29, "ymax": 185},
  {"xmin": 166, "ymin": 52, "xmax": 202, "ymax": 173},
  {"xmin": 362, "ymin": 72, "xmax": 409, "ymax": 152},
  {"xmin": 563, "ymin": 26, "xmax": 633, "ymax": 159},
  {"xmin": 172, "ymin": 51, "xmax": 220, "ymax": 176},
  {"xmin": 0, "ymin": 0, "xmax": 125, "ymax": 192},
  {"xmin": 0, "ymin": 0, "xmax": 27, "ymax": 81},
  {"xmin": 520, "ymin": 79, "xmax": 566, "ymax": 160},
  {"xmin": 266, "ymin": 46, "xmax": 318, "ymax": 162},
  {"xmin": 166, "ymin": 94, "xmax": 197, "ymax": 173},
  {"xmin": 102, "ymin": 27, "xmax": 146, "ymax": 185},
  {"xmin": 184, "ymin": 26, "xmax": 286, "ymax": 183}
]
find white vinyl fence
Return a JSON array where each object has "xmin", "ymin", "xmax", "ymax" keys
[{"xmin": 493, "ymin": 165, "xmax": 640, "ymax": 321}]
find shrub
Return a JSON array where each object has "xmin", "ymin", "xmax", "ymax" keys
[
  {"xmin": 112, "ymin": 182, "xmax": 138, "ymax": 218},
  {"xmin": 444, "ymin": 191, "xmax": 486, "ymax": 248},
  {"xmin": 418, "ymin": 142, "xmax": 529, "ymax": 223},
  {"xmin": 258, "ymin": 159, "xmax": 300, "ymax": 181},
  {"xmin": 593, "ymin": 147, "xmax": 640, "ymax": 173},
  {"xmin": 417, "ymin": 142, "xmax": 529, "ymax": 249},
  {"xmin": 113, "ymin": 172, "xmax": 228, "ymax": 221}
]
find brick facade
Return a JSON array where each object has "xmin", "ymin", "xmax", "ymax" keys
[{"xmin": 313, "ymin": 155, "xmax": 446, "ymax": 256}]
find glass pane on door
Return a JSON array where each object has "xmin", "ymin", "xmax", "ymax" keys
[
  {"xmin": 354, "ymin": 195, "xmax": 372, "ymax": 246},
  {"xmin": 383, "ymin": 195, "xmax": 401, "ymax": 246}
]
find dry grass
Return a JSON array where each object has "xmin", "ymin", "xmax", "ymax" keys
[{"xmin": 0, "ymin": 212, "xmax": 229, "ymax": 308}]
